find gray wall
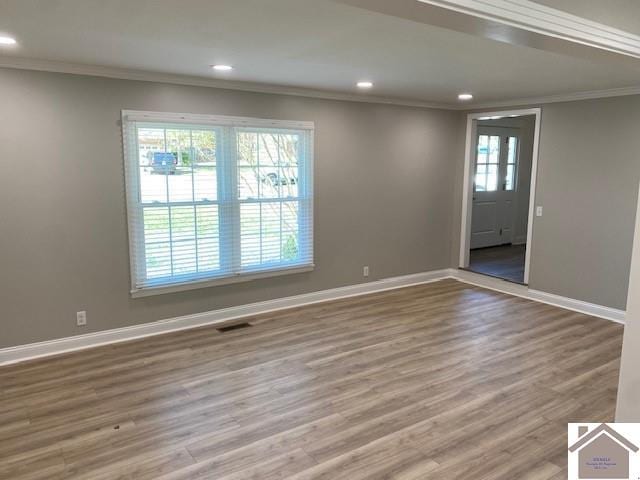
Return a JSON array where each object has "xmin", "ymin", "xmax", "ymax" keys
[
  {"xmin": 451, "ymin": 96, "xmax": 640, "ymax": 310},
  {"xmin": 2, "ymin": 68, "xmax": 639, "ymax": 349},
  {"xmin": 0, "ymin": 68, "xmax": 460, "ymax": 348},
  {"xmin": 529, "ymin": 97, "xmax": 640, "ymax": 310}
]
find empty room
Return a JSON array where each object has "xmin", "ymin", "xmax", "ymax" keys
[{"xmin": 4, "ymin": 1, "xmax": 640, "ymax": 479}]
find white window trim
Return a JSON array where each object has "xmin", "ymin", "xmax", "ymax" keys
[
  {"xmin": 129, "ymin": 265, "xmax": 315, "ymax": 298},
  {"xmin": 123, "ymin": 110, "xmax": 314, "ymax": 130},
  {"xmin": 122, "ymin": 110, "xmax": 315, "ymax": 297}
]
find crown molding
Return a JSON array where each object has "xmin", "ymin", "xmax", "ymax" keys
[
  {"xmin": 468, "ymin": 85, "xmax": 640, "ymax": 110},
  {"xmin": 0, "ymin": 56, "xmax": 453, "ymax": 111},
  {"xmin": 1, "ymin": 56, "xmax": 639, "ymax": 112},
  {"xmin": 418, "ymin": 0, "xmax": 640, "ymax": 59}
]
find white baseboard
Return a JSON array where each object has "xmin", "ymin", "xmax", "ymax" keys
[
  {"xmin": 0, "ymin": 267, "xmax": 625, "ymax": 366},
  {"xmin": 452, "ymin": 268, "xmax": 626, "ymax": 324},
  {"xmin": 0, "ymin": 269, "xmax": 451, "ymax": 366},
  {"xmin": 527, "ymin": 289, "xmax": 626, "ymax": 324}
]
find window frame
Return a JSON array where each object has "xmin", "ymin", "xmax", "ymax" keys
[{"xmin": 122, "ymin": 110, "xmax": 314, "ymax": 297}]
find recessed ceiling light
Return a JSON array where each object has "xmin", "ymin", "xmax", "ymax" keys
[
  {"xmin": 357, "ymin": 81, "xmax": 373, "ymax": 89},
  {"xmin": 458, "ymin": 93, "xmax": 473, "ymax": 101},
  {"xmin": 0, "ymin": 36, "xmax": 17, "ymax": 45},
  {"xmin": 212, "ymin": 64, "xmax": 233, "ymax": 71}
]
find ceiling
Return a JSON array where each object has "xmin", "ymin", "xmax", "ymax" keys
[{"xmin": 1, "ymin": 0, "xmax": 640, "ymax": 107}]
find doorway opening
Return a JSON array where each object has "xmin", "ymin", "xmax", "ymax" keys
[{"xmin": 459, "ymin": 108, "xmax": 541, "ymax": 285}]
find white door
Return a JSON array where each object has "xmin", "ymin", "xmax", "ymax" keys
[{"xmin": 470, "ymin": 127, "xmax": 520, "ymax": 249}]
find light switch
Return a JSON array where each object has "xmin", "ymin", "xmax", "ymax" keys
[{"xmin": 536, "ymin": 206, "xmax": 543, "ymax": 217}]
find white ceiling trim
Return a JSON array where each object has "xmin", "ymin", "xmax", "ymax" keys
[
  {"xmin": 470, "ymin": 85, "xmax": 640, "ymax": 109},
  {"xmin": 1, "ymin": 56, "xmax": 640, "ymax": 111},
  {"xmin": 418, "ymin": 0, "xmax": 640, "ymax": 58},
  {"xmin": 0, "ymin": 56, "xmax": 453, "ymax": 110}
]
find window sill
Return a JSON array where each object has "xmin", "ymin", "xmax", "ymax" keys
[{"xmin": 130, "ymin": 264, "xmax": 315, "ymax": 298}]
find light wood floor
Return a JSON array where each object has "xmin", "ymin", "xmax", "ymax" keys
[{"xmin": 0, "ymin": 279, "xmax": 623, "ymax": 480}]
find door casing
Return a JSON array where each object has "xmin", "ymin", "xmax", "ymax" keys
[{"xmin": 459, "ymin": 108, "xmax": 542, "ymax": 285}]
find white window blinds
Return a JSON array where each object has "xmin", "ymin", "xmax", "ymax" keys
[{"xmin": 122, "ymin": 111, "xmax": 314, "ymax": 296}]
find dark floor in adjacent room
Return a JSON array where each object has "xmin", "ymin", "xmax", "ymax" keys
[{"xmin": 469, "ymin": 244, "xmax": 526, "ymax": 284}]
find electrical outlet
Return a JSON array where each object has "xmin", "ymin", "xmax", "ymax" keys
[
  {"xmin": 536, "ymin": 206, "xmax": 543, "ymax": 217},
  {"xmin": 363, "ymin": 266, "xmax": 369, "ymax": 277},
  {"xmin": 76, "ymin": 311, "xmax": 87, "ymax": 327}
]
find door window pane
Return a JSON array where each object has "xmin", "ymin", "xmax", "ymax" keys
[
  {"xmin": 507, "ymin": 137, "xmax": 517, "ymax": 164},
  {"xmin": 506, "ymin": 165, "xmax": 515, "ymax": 191},
  {"xmin": 505, "ymin": 137, "xmax": 518, "ymax": 191},
  {"xmin": 489, "ymin": 136, "xmax": 500, "ymax": 163},
  {"xmin": 475, "ymin": 174, "xmax": 486, "ymax": 192},
  {"xmin": 475, "ymin": 135, "xmax": 499, "ymax": 192},
  {"xmin": 486, "ymin": 164, "xmax": 498, "ymax": 191},
  {"xmin": 477, "ymin": 135, "xmax": 488, "ymax": 164}
]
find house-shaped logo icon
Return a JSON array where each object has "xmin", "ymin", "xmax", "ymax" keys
[{"xmin": 569, "ymin": 424, "xmax": 639, "ymax": 479}]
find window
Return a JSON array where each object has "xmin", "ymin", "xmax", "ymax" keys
[
  {"xmin": 505, "ymin": 136, "xmax": 518, "ymax": 191},
  {"xmin": 474, "ymin": 134, "xmax": 500, "ymax": 192},
  {"xmin": 122, "ymin": 111, "xmax": 314, "ymax": 296},
  {"xmin": 474, "ymin": 133, "xmax": 519, "ymax": 193}
]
